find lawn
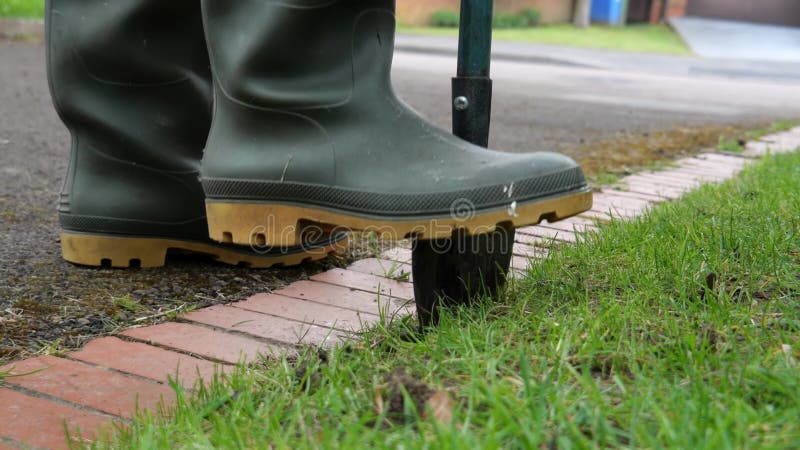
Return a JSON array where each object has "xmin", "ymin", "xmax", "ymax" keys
[
  {"xmin": 95, "ymin": 151, "xmax": 800, "ymax": 448},
  {"xmin": 0, "ymin": 0, "xmax": 43, "ymax": 18},
  {"xmin": 400, "ymin": 24, "xmax": 691, "ymax": 55}
]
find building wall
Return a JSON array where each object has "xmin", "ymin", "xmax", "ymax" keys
[
  {"xmin": 665, "ymin": 0, "xmax": 688, "ymax": 18},
  {"xmin": 397, "ymin": 0, "xmax": 574, "ymax": 26},
  {"xmin": 687, "ymin": 0, "xmax": 800, "ymax": 27},
  {"xmin": 648, "ymin": 0, "xmax": 688, "ymax": 24}
]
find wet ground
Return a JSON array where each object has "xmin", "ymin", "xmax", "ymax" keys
[{"xmin": 0, "ymin": 39, "xmax": 794, "ymax": 362}]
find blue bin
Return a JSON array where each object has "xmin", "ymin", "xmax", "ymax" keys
[{"xmin": 591, "ymin": 0, "xmax": 625, "ymax": 25}]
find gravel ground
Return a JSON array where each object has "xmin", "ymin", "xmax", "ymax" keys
[{"xmin": 0, "ymin": 39, "xmax": 773, "ymax": 363}]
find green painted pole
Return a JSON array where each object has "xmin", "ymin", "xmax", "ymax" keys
[
  {"xmin": 452, "ymin": 0, "xmax": 494, "ymax": 147},
  {"xmin": 457, "ymin": 0, "xmax": 493, "ymax": 78}
]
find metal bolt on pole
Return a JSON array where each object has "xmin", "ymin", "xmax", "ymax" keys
[{"xmin": 412, "ymin": 0, "xmax": 514, "ymax": 328}]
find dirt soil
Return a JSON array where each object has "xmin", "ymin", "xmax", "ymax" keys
[{"xmin": 569, "ymin": 124, "xmax": 767, "ymax": 178}]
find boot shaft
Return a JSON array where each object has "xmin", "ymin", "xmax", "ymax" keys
[
  {"xmin": 200, "ymin": 0, "xmax": 409, "ymax": 186},
  {"xmin": 201, "ymin": 0, "xmax": 396, "ymax": 110},
  {"xmin": 47, "ymin": 0, "xmax": 212, "ymax": 168},
  {"xmin": 47, "ymin": 0, "xmax": 212, "ymax": 236}
]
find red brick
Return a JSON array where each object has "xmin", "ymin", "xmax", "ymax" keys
[
  {"xmin": 624, "ymin": 174, "xmax": 696, "ymax": 190},
  {"xmin": 681, "ymin": 167, "xmax": 738, "ymax": 180},
  {"xmin": 0, "ymin": 388, "xmax": 112, "ymax": 450},
  {"xmin": 593, "ymin": 193, "xmax": 652, "ymax": 211},
  {"xmin": 698, "ymin": 153, "xmax": 748, "ymax": 166},
  {"xmin": 593, "ymin": 194, "xmax": 650, "ymax": 214},
  {"xmin": 669, "ymin": 169, "xmax": 735, "ymax": 183},
  {"xmin": 638, "ymin": 170, "xmax": 701, "ymax": 181},
  {"xmin": 590, "ymin": 204, "xmax": 638, "ymax": 219},
  {"xmin": 595, "ymin": 191, "xmax": 656, "ymax": 204},
  {"xmin": 275, "ymin": 280, "xmax": 413, "ymax": 316},
  {"xmin": 181, "ymin": 305, "xmax": 346, "ymax": 347},
  {"xmin": 514, "ymin": 232, "xmax": 547, "ymax": 246},
  {"xmin": 669, "ymin": 159, "xmax": 741, "ymax": 176},
  {"xmin": 591, "ymin": 197, "xmax": 642, "ymax": 210},
  {"xmin": 629, "ymin": 170, "xmax": 697, "ymax": 182},
  {"xmin": 742, "ymin": 142, "xmax": 771, "ymax": 158},
  {"xmin": 678, "ymin": 155, "xmax": 740, "ymax": 167},
  {"xmin": 672, "ymin": 169, "xmax": 736, "ymax": 182},
  {"xmin": 633, "ymin": 172, "xmax": 702, "ymax": 186},
  {"xmin": 641, "ymin": 167, "xmax": 708, "ymax": 183},
  {"xmin": 234, "ymin": 293, "xmax": 378, "ymax": 331},
  {"xmin": 601, "ymin": 188, "xmax": 665, "ymax": 203},
  {"xmin": 380, "ymin": 247, "xmax": 412, "ymax": 263},
  {"xmin": 676, "ymin": 159, "xmax": 740, "ymax": 174},
  {"xmin": 513, "ymin": 243, "xmax": 548, "ymax": 258},
  {"xmin": 122, "ymin": 322, "xmax": 283, "ymax": 364},
  {"xmin": 573, "ymin": 210, "xmax": 610, "ymax": 222},
  {"xmin": 348, "ymin": 258, "xmax": 413, "ymax": 282},
  {"xmin": 691, "ymin": 153, "xmax": 747, "ymax": 167},
  {"xmin": 675, "ymin": 157, "xmax": 737, "ymax": 169},
  {"xmin": 742, "ymin": 137, "xmax": 800, "ymax": 157},
  {"xmin": 1, "ymin": 356, "xmax": 173, "ymax": 418},
  {"xmin": 540, "ymin": 220, "xmax": 598, "ymax": 234},
  {"xmin": 667, "ymin": 168, "xmax": 728, "ymax": 181},
  {"xmin": 619, "ymin": 182, "xmax": 683, "ymax": 199},
  {"xmin": 622, "ymin": 176, "xmax": 689, "ymax": 190},
  {"xmin": 516, "ymin": 225, "xmax": 577, "ymax": 243},
  {"xmin": 311, "ymin": 268, "xmax": 415, "ymax": 300},
  {"xmin": 549, "ymin": 215, "xmax": 601, "ymax": 226},
  {"xmin": 69, "ymin": 337, "xmax": 229, "ymax": 387},
  {"xmin": 670, "ymin": 165, "xmax": 736, "ymax": 179}
]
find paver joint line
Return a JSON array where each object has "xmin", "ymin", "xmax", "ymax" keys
[
  {"xmin": 121, "ymin": 322, "xmax": 293, "ymax": 365},
  {"xmin": 0, "ymin": 382, "xmax": 122, "ymax": 422},
  {"xmin": 2, "ymin": 356, "xmax": 175, "ymax": 419},
  {"xmin": 67, "ymin": 336, "xmax": 231, "ymax": 387},
  {"xmin": 172, "ymin": 318, "xmax": 308, "ymax": 352},
  {"xmin": 0, "ymin": 388, "xmax": 114, "ymax": 450}
]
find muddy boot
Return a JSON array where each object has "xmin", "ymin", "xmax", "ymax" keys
[
  {"xmin": 46, "ymin": 0, "xmax": 346, "ymax": 268},
  {"xmin": 200, "ymin": 0, "xmax": 592, "ymax": 247}
]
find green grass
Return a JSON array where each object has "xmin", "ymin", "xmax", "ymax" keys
[
  {"xmin": 0, "ymin": 0, "xmax": 43, "ymax": 18},
  {"xmin": 96, "ymin": 151, "xmax": 800, "ymax": 448},
  {"xmin": 112, "ymin": 295, "xmax": 147, "ymax": 314},
  {"xmin": 399, "ymin": 24, "xmax": 691, "ymax": 55}
]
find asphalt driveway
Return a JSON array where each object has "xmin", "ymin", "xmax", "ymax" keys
[{"xmin": 670, "ymin": 16, "xmax": 800, "ymax": 62}]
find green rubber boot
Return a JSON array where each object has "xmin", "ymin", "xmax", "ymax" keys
[
  {"xmin": 200, "ymin": 0, "xmax": 592, "ymax": 247},
  {"xmin": 46, "ymin": 0, "xmax": 346, "ymax": 268}
]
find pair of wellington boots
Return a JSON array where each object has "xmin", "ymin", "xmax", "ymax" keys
[{"xmin": 47, "ymin": 0, "xmax": 592, "ymax": 269}]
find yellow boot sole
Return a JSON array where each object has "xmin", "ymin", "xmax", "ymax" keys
[
  {"xmin": 60, "ymin": 232, "xmax": 348, "ymax": 269},
  {"xmin": 206, "ymin": 189, "xmax": 593, "ymax": 247}
]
